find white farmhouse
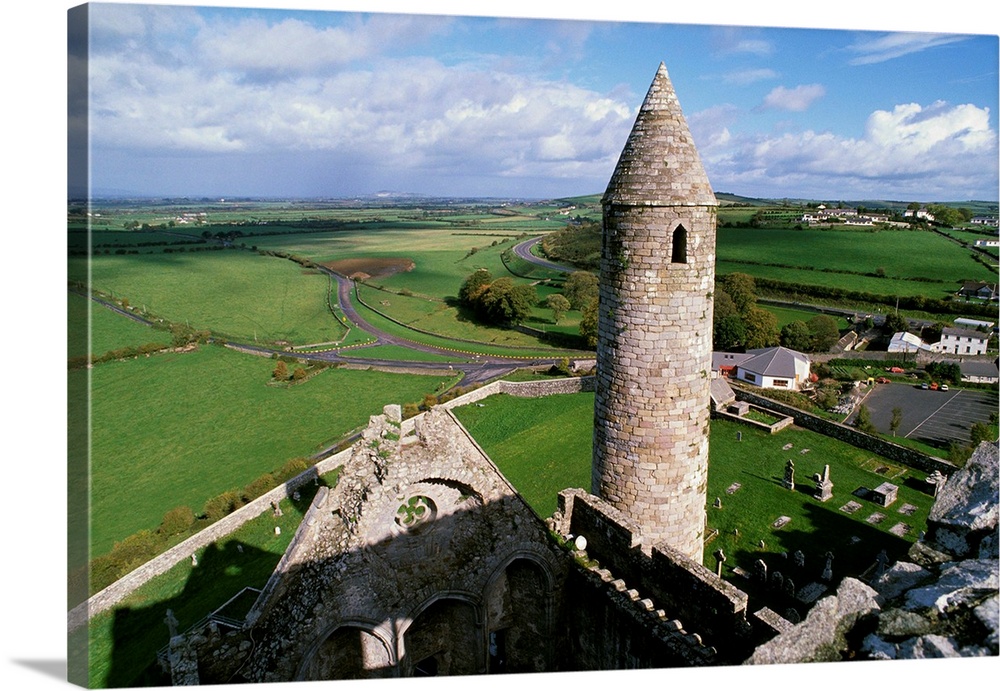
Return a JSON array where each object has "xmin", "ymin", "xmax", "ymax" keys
[{"xmin": 936, "ymin": 327, "xmax": 990, "ymax": 356}]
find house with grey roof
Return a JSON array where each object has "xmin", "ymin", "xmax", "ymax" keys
[
  {"xmin": 717, "ymin": 346, "xmax": 812, "ymax": 391},
  {"xmin": 958, "ymin": 360, "xmax": 999, "ymax": 384},
  {"xmin": 937, "ymin": 327, "xmax": 990, "ymax": 356}
]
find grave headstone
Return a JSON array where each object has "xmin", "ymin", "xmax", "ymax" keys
[
  {"xmin": 713, "ymin": 497, "xmax": 722, "ymax": 509},
  {"xmin": 272, "ymin": 500, "xmax": 283, "ymax": 517},
  {"xmin": 713, "ymin": 549, "xmax": 726, "ymax": 577},
  {"xmin": 274, "ymin": 526, "xmax": 281, "ymax": 536},
  {"xmin": 771, "ymin": 570, "xmax": 784, "ymax": 591},
  {"xmin": 926, "ymin": 470, "xmax": 946, "ymax": 497},
  {"xmin": 793, "ymin": 550, "xmax": 805, "ymax": 569},
  {"xmin": 782, "ymin": 459, "xmax": 795, "ymax": 490},
  {"xmin": 873, "ymin": 549, "xmax": 890, "ymax": 581},
  {"xmin": 165, "ymin": 609, "xmax": 179, "ymax": 638},
  {"xmin": 784, "ymin": 608, "xmax": 801, "ymax": 624},
  {"xmin": 755, "ymin": 559, "xmax": 768, "ymax": 583},
  {"xmin": 784, "ymin": 577, "xmax": 795, "ymax": 597},
  {"xmin": 812, "ymin": 464, "xmax": 834, "ymax": 502},
  {"xmin": 191, "ymin": 554, "xmax": 198, "ymax": 567},
  {"xmin": 822, "ymin": 551, "xmax": 834, "ymax": 582}
]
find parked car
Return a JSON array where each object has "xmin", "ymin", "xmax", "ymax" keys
[
  {"xmin": 940, "ymin": 384, "xmax": 949, "ymax": 391},
  {"xmin": 876, "ymin": 377, "xmax": 890, "ymax": 384},
  {"xmin": 887, "ymin": 367, "xmax": 905, "ymax": 373},
  {"xmin": 921, "ymin": 382, "xmax": 929, "ymax": 390},
  {"xmin": 930, "ymin": 382, "xmax": 939, "ymax": 390}
]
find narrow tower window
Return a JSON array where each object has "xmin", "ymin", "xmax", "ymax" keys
[{"xmin": 671, "ymin": 225, "xmax": 688, "ymax": 264}]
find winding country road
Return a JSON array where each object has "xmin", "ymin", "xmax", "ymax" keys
[
  {"xmin": 511, "ymin": 236, "xmax": 579, "ymax": 274},
  {"xmin": 78, "ymin": 237, "xmax": 585, "ymax": 388}
]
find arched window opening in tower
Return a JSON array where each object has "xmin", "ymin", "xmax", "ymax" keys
[{"xmin": 672, "ymin": 226, "xmax": 688, "ymax": 264}]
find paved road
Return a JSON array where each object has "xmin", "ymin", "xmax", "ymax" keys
[{"xmin": 511, "ymin": 237, "xmax": 578, "ymax": 274}]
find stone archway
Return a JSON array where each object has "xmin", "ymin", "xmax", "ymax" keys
[
  {"xmin": 484, "ymin": 556, "xmax": 553, "ymax": 674},
  {"xmin": 300, "ymin": 624, "xmax": 395, "ymax": 681},
  {"xmin": 401, "ymin": 597, "xmax": 482, "ymax": 676}
]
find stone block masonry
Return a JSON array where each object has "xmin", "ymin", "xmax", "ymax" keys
[{"xmin": 593, "ymin": 63, "xmax": 717, "ymax": 563}]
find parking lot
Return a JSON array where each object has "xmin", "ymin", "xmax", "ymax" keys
[{"xmin": 851, "ymin": 382, "xmax": 996, "ymax": 448}]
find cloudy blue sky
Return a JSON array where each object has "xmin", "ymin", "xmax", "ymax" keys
[{"xmin": 75, "ymin": 1, "xmax": 999, "ymax": 201}]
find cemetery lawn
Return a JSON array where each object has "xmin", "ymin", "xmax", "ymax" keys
[
  {"xmin": 454, "ymin": 392, "xmax": 935, "ymax": 587},
  {"xmin": 705, "ymin": 418, "xmax": 934, "ymax": 585},
  {"xmin": 85, "ymin": 487, "xmax": 324, "ymax": 689},
  {"xmin": 79, "ymin": 344, "xmax": 460, "ymax": 557}
]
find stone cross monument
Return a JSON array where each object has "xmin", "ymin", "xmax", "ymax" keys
[{"xmin": 592, "ymin": 63, "xmax": 718, "ymax": 564}]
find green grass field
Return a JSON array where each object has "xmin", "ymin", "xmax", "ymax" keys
[
  {"xmin": 453, "ymin": 392, "xmax": 933, "ymax": 582},
  {"xmin": 762, "ymin": 304, "xmax": 850, "ymax": 330},
  {"xmin": 452, "ymin": 392, "xmax": 594, "ymax": 517},
  {"xmin": 79, "ymin": 344, "xmax": 460, "ymax": 556},
  {"xmin": 69, "ymin": 291, "xmax": 174, "ymax": 358},
  {"xmin": 69, "ymin": 251, "xmax": 348, "ymax": 346},
  {"xmin": 717, "ymin": 226, "xmax": 995, "ymax": 297}
]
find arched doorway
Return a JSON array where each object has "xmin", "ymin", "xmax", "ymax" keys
[
  {"xmin": 402, "ymin": 597, "xmax": 482, "ymax": 676},
  {"xmin": 301, "ymin": 625, "xmax": 395, "ymax": 680},
  {"xmin": 485, "ymin": 558, "xmax": 552, "ymax": 673}
]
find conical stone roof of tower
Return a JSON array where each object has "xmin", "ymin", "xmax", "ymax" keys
[{"xmin": 603, "ymin": 63, "xmax": 717, "ymax": 207}]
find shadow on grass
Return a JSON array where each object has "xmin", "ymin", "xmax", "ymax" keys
[
  {"xmin": 720, "ymin": 499, "xmax": 913, "ymax": 620},
  {"xmin": 100, "ymin": 490, "xmax": 320, "ymax": 688}
]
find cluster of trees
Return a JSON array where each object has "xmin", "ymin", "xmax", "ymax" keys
[
  {"xmin": 908, "ymin": 202, "xmax": 976, "ymax": 227},
  {"xmin": 779, "ymin": 314, "xmax": 842, "ymax": 353},
  {"xmin": 713, "ymin": 273, "xmax": 780, "ymax": 351},
  {"xmin": 537, "ymin": 221, "xmax": 601, "ymax": 270},
  {"xmin": 458, "ymin": 269, "xmax": 538, "ymax": 326}
]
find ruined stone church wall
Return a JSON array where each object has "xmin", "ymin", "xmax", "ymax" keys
[{"xmin": 554, "ymin": 488, "xmax": 752, "ymax": 661}]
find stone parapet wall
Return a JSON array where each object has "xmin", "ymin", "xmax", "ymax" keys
[
  {"xmin": 437, "ymin": 375, "xmax": 594, "ymax": 411},
  {"xmin": 554, "ymin": 489, "xmax": 754, "ymax": 660},
  {"xmin": 734, "ymin": 389, "xmax": 956, "ymax": 476}
]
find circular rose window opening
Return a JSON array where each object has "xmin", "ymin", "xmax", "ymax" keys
[{"xmin": 395, "ymin": 495, "xmax": 437, "ymax": 533}]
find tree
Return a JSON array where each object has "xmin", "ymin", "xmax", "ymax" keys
[
  {"xmin": 546, "ymin": 294, "xmax": 571, "ymax": 324},
  {"xmin": 459, "ymin": 268, "xmax": 493, "ymax": 307},
  {"xmin": 743, "ymin": 307, "xmax": 779, "ymax": 349},
  {"xmin": 970, "ymin": 422, "xmax": 996, "ymax": 447},
  {"xmin": 721, "ymin": 273, "xmax": 757, "ymax": 316},
  {"xmin": 273, "ymin": 360, "xmax": 288, "ymax": 380},
  {"xmin": 780, "ymin": 320, "xmax": 812, "ymax": 351},
  {"xmin": 291, "ymin": 366, "xmax": 308, "ymax": 381},
  {"xmin": 855, "ymin": 404, "xmax": 877, "ymax": 435},
  {"xmin": 579, "ymin": 297, "xmax": 599, "ymax": 348},
  {"xmin": 713, "ymin": 289, "xmax": 739, "ymax": 320},
  {"xmin": 479, "ymin": 277, "xmax": 536, "ymax": 325},
  {"xmin": 883, "ymin": 312, "xmax": 909, "ymax": 335},
  {"xmin": 714, "ymin": 314, "xmax": 747, "ymax": 351},
  {"xmin": 890, "ymin": 407, "xmax": 903, "ymax": 437},
  {"xmin": 562, "ymin": 271, "xmax": 599, "ymax": 310},
  {"xmin": 806, "ymin": 314, "xmax": 841, "ymax": 351}
]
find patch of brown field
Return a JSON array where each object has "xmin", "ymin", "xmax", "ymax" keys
[{"xmin": 322, "ymin": 257, "xmax": 416, "ymax": 279}]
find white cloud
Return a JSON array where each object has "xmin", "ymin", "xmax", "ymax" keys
[
  {"xmin": 845, "ymin": 32, "xmax": 968, "ymax": 65},
  {"xmin": 760, "ymin": 84, "xmax": 826, "ymax": 112},
  {"xmin": 696, "ymin": 101, "xmax": 998, "ymax": 198}
]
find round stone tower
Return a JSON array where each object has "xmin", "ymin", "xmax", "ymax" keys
[{"xmin": 592, "ymin": 63, "xmax": 717, "ymax": 563}]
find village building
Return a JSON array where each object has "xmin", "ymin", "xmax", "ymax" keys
[{"xmin": 715, "ymin": 346, "xmax": 812, "ymax": 391}]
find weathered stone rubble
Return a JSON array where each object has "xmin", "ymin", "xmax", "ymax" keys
[{"xmin": 746, "ymin": 442, "xmax": 999, "ymax": 664}]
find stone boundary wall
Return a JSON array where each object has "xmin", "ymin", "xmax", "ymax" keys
[
  {"xmin": 69, "ymin": 377, "xmax": 593, "ymax": 632},
  {"xmin": 68, "ymin": 446, "xmax": 352, "ymax": 633},
  {"xmin": 437, "ymin": 375, "xmax": 595, "ymax": 410},
  {"xmin": 734, "ymin": 389, "xmax": 955, "ymax": 476}
]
